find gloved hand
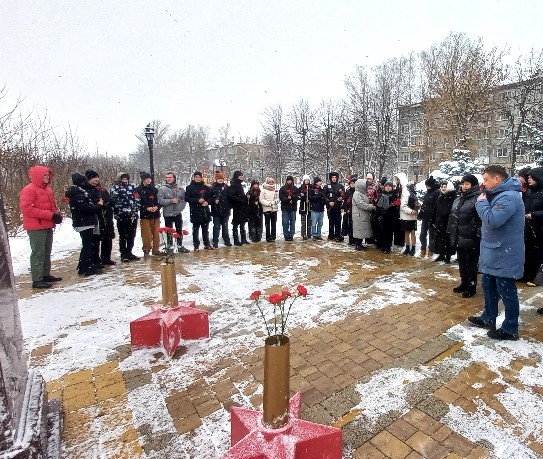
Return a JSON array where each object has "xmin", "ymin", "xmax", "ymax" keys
[{"xmin": 52, "ymin": 213, "xmax": 63, "ymax": 224}]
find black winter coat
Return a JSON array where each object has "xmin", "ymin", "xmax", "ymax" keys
[
  {"xmin": 342, "ymin": 186, "xmax": 356, "ymax": 213},
  {"xmin": 210, "ymin": 182, "xmax": 231, "ymax": 218},
  {"xmin": 97, "ymin": 186, "xmax": 115, "ymax": 239},
  {"xmin": 247, "ymin": 186, "xmax": 263, "ymax": 216},
  {"xmin": 524, "ymin": 167, "xmax": 543, "ymax": 238},
  {"xmin": 299, "ymin": 183, "xmax": 311, "ymax": 215},
  {"xmin": 65, "ymin": 184, "xmax": 101, "ymax": 228},
  {"xmin": 135, "ymin": 184, "xmax": 161, "ymax": 219},
  {"xmin": 185, "ymin": 181, "xmax": 212, "ymax": 224},
  {"xmin": 447, "ymin": 186, "xmax": 481, "ymax": 250},
  {"xmin": 433, "ymin": 190, "xmax": 457, "ymax": 255},
  {"xmin": 309, "ymin": 185, "xmax": 326, "ymax": 212},
  {"xmin": 228, "ymin": 177, "xmax": 249, "ymax": 224},
  {"xmin": 323, "ymin": 181, "xmax": 345, "ymax": 210},
  {"xmin": 279, "ymin": 184, "xmax": 300, "ymax": 212},
  {"xmin": 418, "ymin": 186, "xmax": 440, "ymax": 222}
]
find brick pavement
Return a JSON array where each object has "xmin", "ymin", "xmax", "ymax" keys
[{"xmin": 19, "ymin": 243, "xmax": 543, "ymax": 458}]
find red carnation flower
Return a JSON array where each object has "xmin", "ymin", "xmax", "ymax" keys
[
  {"xmin": 281, "ymin": 290, "xmax": 291, "ymax": 300},
  {"xmin": 250, "ymin": 290, "xmax": 261, "ymax": 301},
  {"xmin": 60, "ymin": 196, "xmax": 69, "ymax": 203},
  {"xmin": 268, "ymin": 293, "xmax": 283, "ymax": 305},
  {"xmin": 172, "ymin": 233, "xmax": 180, "ymax": 239},
  {"xmin": 296, "ymin": 284, "xmax": 308, "ymax": 297},
  {"xmin": 182, "ymin": 229, "xmax": 189, "ymax": 235}
]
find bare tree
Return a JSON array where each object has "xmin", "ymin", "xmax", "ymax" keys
[
  {"xmin": 420, "ymin": 32, "xmax": 507, "ymax": 153},
  {"xmin": 289, "ymin": 99, "xmax": 317, "ymax": 175},
  {"xmin": 502, "ymin": 49, "xmax": 543, "ymax": 172},
  {"xmin": 261, "ymin": 104, "xmax": 290, "ymax": 181},
  {"xmin": 345, "ymin": 66, "xmax": 373, "ymax": 175}
]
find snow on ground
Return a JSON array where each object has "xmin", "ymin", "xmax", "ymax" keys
[
  {"xmin": 9, "ymin": 218, "xmax": 80, "ymax": 276},
  {"xmin": 12, "ymin": 210, "xmax": 543, "ymax": 458}
]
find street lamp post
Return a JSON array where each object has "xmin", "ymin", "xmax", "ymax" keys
[
  {"xmin": 261, "ymin": 166, "xmax": 264, "ymax": 181},
  {"xmin": 144, "ymin": 123, "xmax": 155, "ymax": 183}
]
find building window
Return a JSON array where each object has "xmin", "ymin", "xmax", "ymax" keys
[
  {"xmin": 495, "ymin": 147, "xmax": 508, "ymax": 157},
  {"xmin": 500, "ymin": 90, "xmax": 511, "ymax": 101},
  {"xmin": 497, "ymin": 111, "xmax": 510, "ymax": 121},
  {"xmin": 497, "ymin": 128, "xmax": 509, "ymax": 139},
  {"xmin": 400, "ymin": 153, "xmax": 409, "ymax": 163},
  {"xmin": 401, "ymin": 125, "xmax": 409, "ymax": 134}
]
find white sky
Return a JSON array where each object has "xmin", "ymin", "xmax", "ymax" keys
[{"xmin": 1, "ymin": 0, "xmax": 542, "ymax": 159}]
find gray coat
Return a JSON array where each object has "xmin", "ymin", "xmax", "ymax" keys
[
  {"xmin": 352, "ymin": 179, "xmax": 374, "ymax": 240},
  {"xmin": 157, "ymin": 183, "xmax": 187, "ymax": 217}
]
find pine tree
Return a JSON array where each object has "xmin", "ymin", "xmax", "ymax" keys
[{"xmin": 437, "ymin": 149, "xmax": 484, "ymax": 182}]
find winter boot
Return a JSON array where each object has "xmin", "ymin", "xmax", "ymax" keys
[
  {"xmin": 444, "ymin": 254, "xmax": 451, "ymax": 264},
  {"xmin": 240, "ymin": 227, "xmax": 251, "ymax": 245},
  {"xmin": 434, "ymin": 254, "xmax": 445, "ymax": 262},
  {"xmin": 403, "ymin": 245, "xmax": 410, "ymax": 255},
  {"xmin": 409, "ymin": 246, "xmax": 416, "ymax": 256},
  {"xmin": 462, "ymin": 286, "xmax": 476, "ymax": 298},
  {"xmin": 427, "ymin": 250, "xmax": 433, "ymax": 257},
  {"xmin": 453, "ymin": 284, "xmax": 466, "ymax": 293},
  {"xmin": 233, "ymin": 228, "xmax": 242, "ymax": 246},
  {"xmin": 419, "ymin": 248, "xmax": 426, "ymax": 258}
]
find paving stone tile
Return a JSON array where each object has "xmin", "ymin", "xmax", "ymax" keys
[
  {"xmin": 353, "ymin": 441, "xmax": 387, "ymax": 458},
  {"xmin": 406, "ymin": 431, "xmax": 450, "ymax": 459},
  {"xmin": 370, "ymin": 430, "xmax": 412, "ymax": 458},
  {"xmin": 387, "ymin": 418, "xmax": 419, "ymax": 442}
]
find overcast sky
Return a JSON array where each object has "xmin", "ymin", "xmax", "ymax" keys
[{"xmin": 1, "ymin": 0, "xmax": 542, "ymax": 159}]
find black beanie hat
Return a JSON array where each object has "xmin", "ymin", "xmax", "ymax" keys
[
  {"xmin": 72, "ymin": 173, "xmax": 87, "ymax": 186},
  {"xmin": 461, "ymin": 174, "xmax": 479, "ymax": 187},
  {"xmin": 380, "ymin": 176, "xmax": 387, "ymax": 186},
  {"xmin": 286, "ymin": 175, "xmax": 294, "ymax": 182},
  {"xmin": 193, "ymin": 171, "xmax": 203, "ymax": 178},
  {"xmin": 140, "ymin": 171, "xmax": 152, "ymax": 181},
  {"xmin": 314, "ymin": 177, "xmax": 322, "ymax": 184},
  {"xmin": 425, "ymin": 176, "xmax": 437, "ymax": 187},
  {"xmin": 85, "ymin": 169, "xmax": 99, "ymax": 180},
  {"xmin": 233, "ymin": 170, "xmax": 243, "ymax": 180}
]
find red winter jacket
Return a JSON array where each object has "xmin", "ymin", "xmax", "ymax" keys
[{"xmin": 19, "ymin": 165, "xmax": 60, "ymax": 230}]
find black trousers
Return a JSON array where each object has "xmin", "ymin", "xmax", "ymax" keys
[
  {"xmin": 523, "ymin": 233, "xmax": 543, "ymax": 281},
  {"xmin": 457, "ymin": 247, "xmax": 479, "ymax": 288},
  {"xmin": 301, "ymin": 212, "xmax": 312, "ymax": 238},
  {"xmin": 264, "ymin": 212, "xmax": 277, "ymax": 241},
  {"xmin": 192, "ymin": 222, "xmax": 210, "ymax": 248},
  {"xmin": 78, "ymin": 228, "xmax": 95, "ymax": 274},
  {"xmin": 328, "ymin": 208, "xmax": 342, "ymax": 239},
  {"xmin": 420, "ymin": 218, "xmax": 435, "ymax": 252},
  {"xmin": 117, "ymin": 218, "xmax": 138, "ymax": 256},
  {"xmin": 165, "ymin": 214, "xmax": 185, "ymax": 247},
  {"xmin": 92, "ymin": 234, "xmax": 113, "ymax": 263},
  {"xmin": 248, "ymin": 212, "xmax": 263, "ymax": 241}
]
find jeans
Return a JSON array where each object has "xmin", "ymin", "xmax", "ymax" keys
[
  {"xmin": 311, "ymin": 211, "xmax": 324, "ymax": 237},
  {"xmin": 281, "ymin": 210, "xmax": 296, "ymax": 238},
  {"xmin": 480, "ymin": 274, "xmax": 520, "ymax": 335},
  {"xmin": 212, "ymin": 215, "xmax": 231, "ymax": 245}
]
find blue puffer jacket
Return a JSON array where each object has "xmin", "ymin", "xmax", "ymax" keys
[{"xmin": 476, "ymin": 176, "xmax": 525, "ymax": 278}]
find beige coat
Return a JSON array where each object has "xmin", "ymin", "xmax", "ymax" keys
[{"xmin": 259, "ymin": 184, "xmax": 279, "ymax": 212}]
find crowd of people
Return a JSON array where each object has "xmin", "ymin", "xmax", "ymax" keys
[{"xmin": 19, "ymin": 164, "xmax": 543, "ymax": 339}]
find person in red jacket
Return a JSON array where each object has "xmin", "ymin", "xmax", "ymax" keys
[{"xmin": 19, "ymin": 165, "xmax": 63, "ymax": 289}]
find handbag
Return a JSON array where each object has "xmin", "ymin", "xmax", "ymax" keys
[{"xmin": 533, "ymin": 264, "xmax": 543, "ymax": 286}]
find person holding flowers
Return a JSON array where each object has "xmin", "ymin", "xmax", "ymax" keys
[{"xmin": 185, "ymin": 171, "xmax": 213, "ymax": 251}]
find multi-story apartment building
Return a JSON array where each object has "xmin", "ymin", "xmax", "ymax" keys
[{"xmin": 398, "ymin": 77, "xmax": 543, "ymax": 181}]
